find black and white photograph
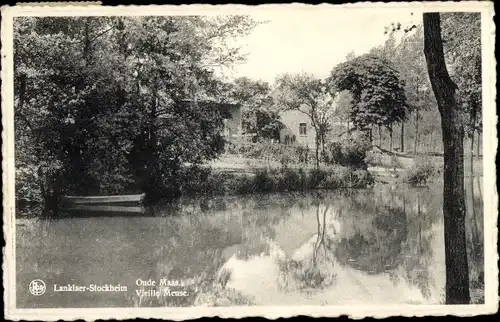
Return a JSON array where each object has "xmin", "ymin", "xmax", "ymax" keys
[{"xmin": 2, "ymin": 2, "xmax": 497, "ymax": 320}]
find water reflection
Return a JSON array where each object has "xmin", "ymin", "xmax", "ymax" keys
[{"xmin": 17, "ymin": 184, "xmax": 484, "ymax": 308}]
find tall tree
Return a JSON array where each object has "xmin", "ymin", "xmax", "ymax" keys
[
  {"xmin": 420, "ymin": 107, "xmax": 442, "ymax": 153},
  {"xmin": 393, "ymin": 26, "xmax": 435, "ymax": 154},
  {"xmin": 423, "ymin": 12, "xmax": 470, "ymax": 304},
  {"xmin": 370, "ymin": 27, "xmax": 434, "ymax": 153},
  {"xmin": 228, "ymin": 77, "xmax": 283, "ymax": 140},
  {"xmin": 14, "ymin": 16, "xmax": 258, "ymax": 211},
  {"xmin": 329, "ymin": 54, "xmax": 409, "ymax": 147},
  {"xmin": 275, "ymin": 74, "xmax": 338, "ymax": 168},
  {"xmin": 441, "ymin": 12, "xmax": 482, "ymax": 177},
  {"xmin": 334, "ymin": 90, "xmax": 354, "ymax": 137}
]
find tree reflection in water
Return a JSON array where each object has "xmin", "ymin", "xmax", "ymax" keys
[
  {"xmin": 18, "ymin": 184, "xmax": 484, "ymax": 307},
  {"xmin": 138, "ymin": 186, "xmax": 484, "ymax": 305},
  {"xmin": 334, "ymin": 204, "xmax": 408, "ymax": 274},
  {"xmin": 150, "ymin": 186, "xmax": 483, "ymax": 305},
  {"xmin": 397, "ymin": 188, "xmax": 440, "ymax": 300},
  {"xmin": 465, "ymin": 177, "xmax": 484, "ymax": 303},
  {"xmin": 277, "ymin": 198, "xmax": 338, "ymax": 292},
  {"xmin": 273, "ymin": 187, "xmax": 441, "ymax": 299},
  {"xmin": 331, "ymin": 186, "xmax": 446, "ymax": 302}
]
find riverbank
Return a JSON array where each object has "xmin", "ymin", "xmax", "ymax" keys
[
  {"xmin": 207, "ymin": 148, "xmax": 483, "ymax": 189},
  {"xmin": 184, "ymin": 165, "xmax": 374, "ymax": 197},
  {"xmin": 15, "ymin": 147, "xmax": 483, "ymax": 218}
]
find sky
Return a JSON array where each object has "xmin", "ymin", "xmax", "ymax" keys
[{"xmin": 221, "ymin": 9, "xmax": 422, "ymax": 85}]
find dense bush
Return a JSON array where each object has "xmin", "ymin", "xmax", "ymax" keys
[
  {"xmin": 308, "ymin": 168, "xmax": 327, "ymax": 188},
  {"xmin": 274, "ymin": 167, "xmax": 302, "ymax": 191},
  {"xmin": 402, "ymin": 156, "xmax": 437, "ymax": 186},
  {"xmin": 14, "ymin": 16, "xmax": 256, "ymax": 214},
  {"xmin": 323, "ymin": 138, "xmax": 370, "ymax": 169},
  {"xmin": 177, "ymin": 166, "xmax": 213, "ymax": 195},
  {"xmin": 254, "ymin": 169, "xmax": 276, "ymax": 192},
  {"xmin": 16, "ymin": 166, "xmax": 43, "ymax": 205}
]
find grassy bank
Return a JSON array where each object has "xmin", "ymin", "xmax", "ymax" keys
[
  {"xmin": 183, "ymin": 165, "xmax": 374, "ymax": 197},
  {"xmin": 15, "ymin": 164, "xmax": 373, "ymax": 218}
]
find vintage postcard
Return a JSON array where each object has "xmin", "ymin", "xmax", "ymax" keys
[{"xmin": 2, "ymin": 2, "xmax": 498, "ymax": 320}]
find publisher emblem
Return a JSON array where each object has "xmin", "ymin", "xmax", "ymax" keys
[{"xmin": 29, "ymin": 279, "xmax": 46, "ymax": 296}]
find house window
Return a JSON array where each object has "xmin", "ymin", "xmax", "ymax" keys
[{"xmin": 299, "ymin": 123, "xmax": 307, "ymax": 136}]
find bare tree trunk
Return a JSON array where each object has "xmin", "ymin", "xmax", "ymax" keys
[
  {"xmin": 470, "ymin": 130, "xmax": 475, "ymax": 179},
  {"xmin": 477, "ymin": 174, "xmax": 482, "ymax": 200},
  {"xmin": 378, "ymin": 125, "xmax": 382, "ymax": 147},
  {"xmin": 477, "ymin": 132, "xmax": 481, "ymax": 158},
  {"xmin": 469, "ymin": 101, "xmax": 477, "ymax": 178},
  {"xmin": 313, "ymin": 204, "xmax": 321, "ymax": 266},
  {"xmin": 414, "ymin": 110, "xmax": 420, "ymax": 154},
  {"xmin": 417, "ymin": 192, "xmax": 421, "ymax": 244},
  {"xmin": 389, "ymin": 123, "xmax": 393, "ymax": 152},
  {"xmin": 400, "ymin": 121, "xmax": 405, "ymax": 152},
  {"xmin": 321, "ymin": 129, "xmax": 326, "ymax": 162},
  {"xmin": 315, "ymin": 132, "xmax": 320, "ymax": 169},
  {"xmin": 429, "ymin": 130, "xmax": 434, "ymax": 153},
  {"xmin": 423, "ymin": 12, "xmax": 470, "ymax": 304}
]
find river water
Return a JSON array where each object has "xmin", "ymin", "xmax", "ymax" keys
[{"xmin": 16, "ymin": 182, "xmax": 484, "ymax": 308}]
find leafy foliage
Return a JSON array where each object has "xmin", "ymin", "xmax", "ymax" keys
[
  {"xmin": 334, "ymin": 90, "xmax": 354, "ymax": 124},
  {"xmin": 441, "ymin": 12, "xmax": 482, "ymax": 138},
  {"xmin": 329, "ymin": 54, "xmax": 409, "ymax": 132},
  {"xmin": 323, "ymin": 138, "xmax": 371, "ymax": 169},
  {"xmin": 402, "ymin": 156, "xmax": 437, "ymax": 186},
  {"xmin": 274, "ymin": 73, "xmax": 339, "ymax": 166},
  {"xmin": 392, "ymin": 27, "xmax": 433, "ymax": 112},
  {"xmin": 227, "ymin": 77, "xmax": 284, "ymax": 140},
  {"xmin": 14, "ymin": 16, "xmax": 258, "ymax": 210}
]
